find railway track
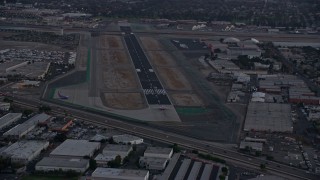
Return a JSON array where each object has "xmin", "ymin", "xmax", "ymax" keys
[{"xmin": 12, "ymin": 99, "xmax": 315, "ymax": 180}]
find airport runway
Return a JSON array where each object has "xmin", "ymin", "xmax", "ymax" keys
[{"xmin": 121, "ymin": 26, "xmax": 171, "ymax": 105}]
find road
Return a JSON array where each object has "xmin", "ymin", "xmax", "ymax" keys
[
  {"xmin": 2, "ymin": 23, "xmax": 320, "ymax": 42},
  {"xmin": 11, "ymin": 97, "xmax": 319, "ymax": 180}
]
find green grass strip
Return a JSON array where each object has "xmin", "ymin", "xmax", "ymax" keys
[{"xmin": 176, "ymin": 107, "xmax": 208, "ymax": 115}]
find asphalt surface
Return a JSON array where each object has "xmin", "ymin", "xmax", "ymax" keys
[
  {"xmin": 121, "ymin": 26, "xmax": 170, "ymax": 105},
  {"xmin": 12, "ymin": 97, "xmax": 320, "ymax": 180}
]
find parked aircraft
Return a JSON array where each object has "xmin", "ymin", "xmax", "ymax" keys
[{"xmin": 58, "ymin": 91, "xmax": 69, "ymax": 100}]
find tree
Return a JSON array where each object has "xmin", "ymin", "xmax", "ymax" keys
[
  {"xmin": 260, "ymin": 163, "xmax": 266, "ymax": 170},
  {"xmin": 54, "ymin": 133, "xmax": 67, "ymax": 142},
  {"xmin": 89, "ymin": 159, "xmax": 97, "ymax": 170},
  {"xmin": 108, "ymin": 137, "xmax": 115, "ymax": 144},
  {"xmin": 108, "ymin": 155, "xmax": 122, "ymax": 168},
  {"xmin": 23, "ymin": 109, "xmax": 33, "ymax": 117},
  {"xmin": 221, "ymin": 167, "xmax": 228, "ymax": 174},
  {"xmin": 3, "ymin": 97, "xmax": 13, "ymax": 103},
  {"xmin": 39, "ymin": 105, "xmax": 51, "ymax": 112},
  {"xmin": 192, "ymin": 150, "xmax": 199, "ymax": 154},
  {"xmin": 172, "ymin": 143, "xmax": 181, "ymax": 153},
  {"xmin": 219, "ymin": 175, "xmax": 226, "ymax": 180},
  {"xmin": 255, "ymin": 151, "xmax": 261, "ymax": 157},
  {"xmin": 266, "ymin": 155, "xmax": 274, "ymax": 160},
  {"xmin": 132, "ymin": 144, "xmax": 137, "ymax": 151}
]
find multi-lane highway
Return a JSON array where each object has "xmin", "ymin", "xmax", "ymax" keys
[
  {"xmin": 121, "ymin": 26, "xmax": 171, "ymax": 105},
  {"xmin": 12, "ymin": 97, "xmax": 319, "ymax": 180}
]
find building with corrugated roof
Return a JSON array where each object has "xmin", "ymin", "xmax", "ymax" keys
[
  {"xmin": 0, "ymin": 140, "xmax": 49, "ymax": 164},
  {"xmin": 36, "ymin": 157, "xmax": 89, "ymax": 173},
  {"xmin": 91, "ymin": 167, "xmax": 149, "ymax": 180}
]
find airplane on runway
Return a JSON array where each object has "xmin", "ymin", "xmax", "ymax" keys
[{"xmin": 57, "ymin": 91, "xmax": 69, "ymax": 100}]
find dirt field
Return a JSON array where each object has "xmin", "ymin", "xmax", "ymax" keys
[
  {"xmin": 157, "ymin": 67, "xmax": 192, "ymax": 90},
  {"xmin": 140, "ymin": 36, "xmax": 163, "ymax": 50},
  {"xmin": 102, "ymin": 67, "xmax": 138, "ymax": 90},
  {"xmin": 103, "ymin": 93, "xmax": 145, "ymax": 109},
  {"xmin": 100, "ymin": 35, "xmax": 124, "ymax": 49},
  {"xmin": 147, "ymin": 51, "xmax": 176, "ymax": 66},
  {"xmin": 100, "ymin": 50, "xmax": 129, "ymax": 65},
  {"xmin": 171, "ymin": 93, "xmax": 204, "ymax": 106}
]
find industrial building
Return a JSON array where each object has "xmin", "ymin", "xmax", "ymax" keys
[
  {"xmin": 139, "ymin": 157, "xmax": 168, "ymax": 171},
  {"xmin": 258, "ymin": 74, "xmax": 320, "ymax": 105},
  {"xmin": 103, "ymin": 144, "xmax": 132, "ymax": 157},
  {"xmin": 239, "ymin": 141, "xmax": 263, "ymax": 151},
  {"xmin": 95, "ymin": 154, "xmax": 117, "ymax": 167},
  {"xmin": 0, "ymin": 102, "xmax": 11, "ymax": 111},
  {"xmin": 226, "ymin": 45, "xmax": 262, "ymax": 58},
  {"xmin": 91, "ymin": 168, "xmax": 149, "ymax": 180},
  {"xmin": 0, "ymin": 140, "xmax": 49, "ymax": 164},
  {"xmin": 159, "ymin": 155, "xmax": 221, "ymax": 180},
  {"xmin": 0, "ymin": 113, "xmax": 22, "ymax": 130},
  {"xmin": 3, "ymin": 113, "xmax": 52, "ymax": 139},
  {"xmin": 112, "ymin": 134, "xmax": 143, "ymax": 145},
  {"xmin": 50, "ymin": 139, "xmax": 100, "ymax": 158},
  {"xmin": 95, "ymin": 144, "xmax": 132, "ymax": 166},
  {"xmin": 208, "ymin": 59, "xmax": 240, "ymax": 74},
  {"xmin": 35, "ymin": 157, "xmax": 89, "ymax": 173},
  {"xmin": 244, "ymin": 102, "xmax": 293, "ymax": 132},
  {"xmin": 144, "ymin": 147, "xmax": 173, "ymax": 159}
]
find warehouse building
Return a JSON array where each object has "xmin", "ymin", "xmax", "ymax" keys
[
  {"xmin": 103, "ymin": 144, "xmax": 132, "ymax": 157},
  {"xmin": 91, "ymin": 167, "xmax": 149, "ymax": 180},
  {"xmin": 95, "ymin": 144, "xmax": 132, "ymax": 166},
  {"xmin": 139, "ymin": 157, "xmax": 168, "ymax": 171},
  {"xmin": 144, "ymin": 147, "xmax": 173, "ymax": 159},
  {"xmin": 35, "ymin": 157, "xmax": 89, "ymax": 173},
  {"xmin": 95, "ymin": 154, "xmax": 117, "ymax": 167},
  {"xmin": 0, "ymin": 113, "xmax": 22, "ymax": 130},
  {"xmin": 113, "ymin": 134, "xmax": 143, "ymax": 145},
  {"xmin": 50, "ymin": 139, "xmax": 100, "ymax": 158},
  {"xmin": 3, "ymin": 113, "xmax": 52, "ymax": 139},
  {"xmin": 0, "ymin": 140, "xmax": 49, "ymax": 164},
  {"xmin": 244, "ymin": 102, "xmax": 293, "ymax": 132}
]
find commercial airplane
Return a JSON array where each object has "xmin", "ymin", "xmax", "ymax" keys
[{"xmin": 57, "ymin": 91, "xmax": 69, "ymax": 100}]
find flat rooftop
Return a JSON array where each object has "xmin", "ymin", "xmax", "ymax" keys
[
  {"xmin": 0, "ymin": 140, "xmax": 48, "ymax": 159},
  {"xmin": 92, "ymin": 168, "xmax": 149, "ymax": 179},
  {"xmin": 4, "ymin": 113, "xmax": 51, "ymax": 136},
  {"xmin": 104, "ymin": 144, "xmax": 132, "ymax": 152},
  {"xmin": 50, "ymin": 139, "xmax": 100, "ymax": 157},
  {"xmin": 139, "ymin": 156, "xmax": 168, "ymax": 164},
  {"xmin": 94, "ymin": 153, "xmax": 116, "ymax": 162},
  {"xmin": 0, "ymin": 113, "xmax": 22, "ymax": 129},
  {"xmin": 144, "ymin": 147, "xmax": 173, "ymax": 155},
  {"xmin": 36, "ymin": 157, "xmax": 89, "ymax": 168},
  {"xmin": 244, "ymin": 102, "xmax": 293, "ymax": 132}
]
